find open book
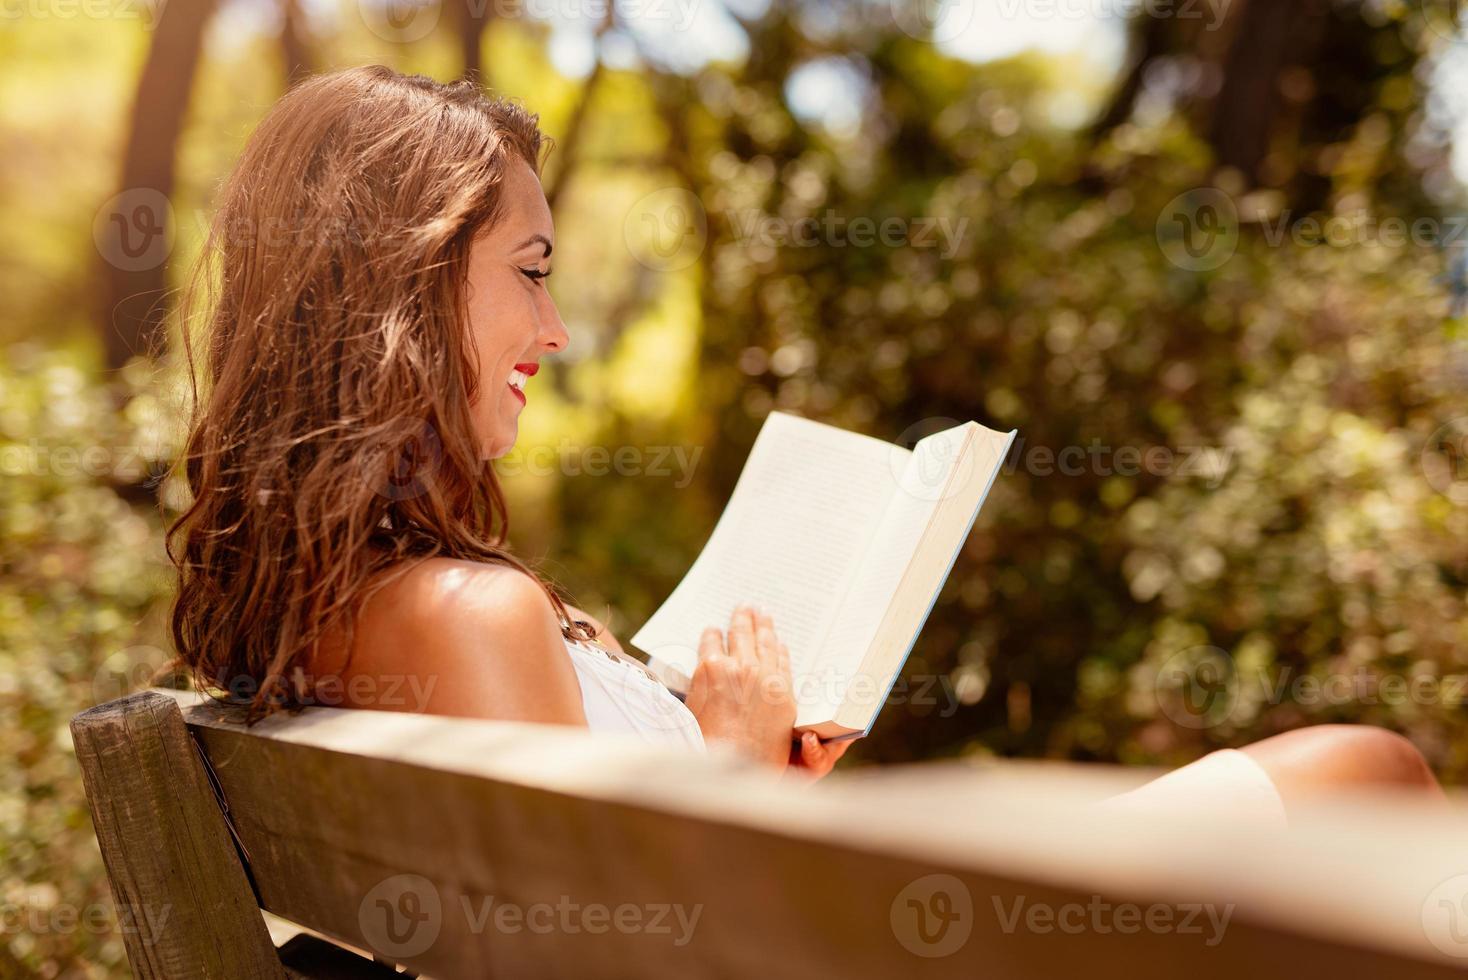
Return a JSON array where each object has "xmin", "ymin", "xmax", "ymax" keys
[{"xmin": 630, "ymin": 413, "xmax": 1016, "ymax": 740}]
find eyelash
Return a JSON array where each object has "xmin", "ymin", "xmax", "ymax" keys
[{"xmin": 520, "ymin": 267, "xmax": 551, "ymax": 283}]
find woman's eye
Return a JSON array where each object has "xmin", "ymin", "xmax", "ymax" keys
[{"xmin": 520, "ymin": 267, "xmax": 550, "ymax": 283}]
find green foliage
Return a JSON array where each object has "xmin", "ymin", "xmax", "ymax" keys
[
  {"xmin": 551, "ymin": 33, "xmax": 1468, "ymax": 773},
  {"xmin": 764, "ymin": 98, "xmax": 1447, "ymax": 766},
  {"xmin": 0, "ymin": 347, "xmax": 173, "ymax": 976},
  {"xmin": 5, "ymin": 2, "xmax": 1468, "ymax": 974}
]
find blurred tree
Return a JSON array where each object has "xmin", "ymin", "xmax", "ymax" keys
[
  {"xmin": 454, "ymin": 3, "xmax": 494, "ymax": 80},
  {"xmin": 1095, "ymin": 0, "xmax": 1444, "ymax": 212},
  {"xmin": 95, "ymin": 0, "xmax": 217, "ymax": 371},
  {"xmin": 542, "ymin": 5, "xmax": 616, "ymax": 213},
  {"xmin": 279, "ymin": 0, "xmax": 316, "ymax": 86},
  {"xmin": 562, "ymin": 1, "xmax": 1467, "ymax": 772}
]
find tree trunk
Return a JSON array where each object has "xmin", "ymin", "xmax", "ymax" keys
[
  {"xmin": 94, "ymin": 0, "xmax": 217, "ymax": 370},
  {"xmin": 1089, "ymin": 12, "xmax": 1173, "ymax": 141},
  {"xmin": 279, "ymin": 0, "xmax": 313, "ymax": 87},
  {"xmin": 1206, "ymin": 0, "xmax": 1327, "ymax": 185},
  {"xmin": 455, "ymin": 0, "xmax": 495, "ymax": 81}
]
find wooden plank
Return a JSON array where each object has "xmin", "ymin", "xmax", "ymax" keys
[
  {"xmin": 71, "ymin": 692, "xmax": 287, "ymax": 980},
  {"xmin": 157, "ymin": 689, "xmax": 1468, "ymax": 979}
]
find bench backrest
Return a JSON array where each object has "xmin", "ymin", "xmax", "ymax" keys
[{"xmin": 72, "ymin": 689, "xmax": 1468, "ymax": 979}]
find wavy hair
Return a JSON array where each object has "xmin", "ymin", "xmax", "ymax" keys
[{"xmin": 168, "ymin": 66, "xmax": 594, "ymax": 720}]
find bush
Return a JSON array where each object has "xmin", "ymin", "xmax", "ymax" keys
[{"xmin": 0, "ymin": 346, "xmax": 174, "ymax": 977}]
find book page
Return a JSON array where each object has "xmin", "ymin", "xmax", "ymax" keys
[
  {"xmin": 806, "ymin": 426, "xmax": 968, "ymax": 716},
  {"xmin": 831, "ymin": 424, "xmax": 1015, "ymax": 734},
  {"xmin": 630, "ymin": 413, "xmax": 901, "ymax": 685}
]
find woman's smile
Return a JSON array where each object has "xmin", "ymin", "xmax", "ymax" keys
[{"xmin": 507, "ymin": 361, "xmax": 538, "ymax": 407}]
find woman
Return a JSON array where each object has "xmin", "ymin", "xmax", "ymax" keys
[{"xmin": 170, "ymin": 66, "xmax": 1445, "ymax": 818}]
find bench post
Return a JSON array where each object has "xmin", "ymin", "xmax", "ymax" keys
[{"xmin": 71, "ymin": 691, "xmax": 287, "ymax": 979}]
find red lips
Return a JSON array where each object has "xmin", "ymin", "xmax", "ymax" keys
[{"xmin": 513, "ymin": 362, "xmax": 540, "ymax": 376}]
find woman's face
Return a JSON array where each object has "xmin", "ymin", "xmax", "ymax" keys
[{"xmin": 464, "ymin": 156, "xmax": 569, "ymax": 459}]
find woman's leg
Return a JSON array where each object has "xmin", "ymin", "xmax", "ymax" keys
[
  {"xmin": 1097, "ymin": 725, "xmax": 1445, "ymax": 829},
  {"xmin": 1236, "ymin": 725, "xmax": 1447, "ymax": 811}
]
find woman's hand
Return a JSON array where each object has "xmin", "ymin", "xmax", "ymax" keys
[
  {"xmin": 684, "ymin": 606, "xmax": 797, "ymax": 769},
  {"xmin": 786, "ymin": 731, "xmax": 854, "ymax": 781}
]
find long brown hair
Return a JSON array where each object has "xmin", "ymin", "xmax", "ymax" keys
[{"xmin": 168, "ymin": 66, "xmax": 593, "ymax": 720}]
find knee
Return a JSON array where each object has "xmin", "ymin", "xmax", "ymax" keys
[
  {"xmin": 1321, "ymin": 725, "xmax": 1436, "ymax": 786},
  {"xmin": 1255, "ymin": 725, "xmax": 1440, "ymax": 792}
]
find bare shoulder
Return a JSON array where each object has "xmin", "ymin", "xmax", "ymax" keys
[
  {"xmin": 323, "ymin": 557, "xmax": 586, "ymax": 724},
  {"xmin": 369, "ymin": 557, "xmax": 556, "ymax": 632}
]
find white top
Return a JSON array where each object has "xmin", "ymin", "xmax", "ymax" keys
[{"xmin": 562, "ymin": 638, "xmax": 706, "ymax": 751}]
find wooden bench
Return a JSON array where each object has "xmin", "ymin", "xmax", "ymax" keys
[{"xmin": 72, "ymin": 689, "xmax": 1468, "ymax": 978}]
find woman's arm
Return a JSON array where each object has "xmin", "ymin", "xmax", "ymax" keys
[
  {"xmin": 559, "ymin": 602, "xmax": 851, "ymax": 777},
  {"xmin": 323, "ymin": 562, "xmax": 818, "ymax": 772}
]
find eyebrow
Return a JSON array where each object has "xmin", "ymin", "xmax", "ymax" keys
[{"xmin": 515, "ymin": 234, "xmax": 553, "ymax": 258}]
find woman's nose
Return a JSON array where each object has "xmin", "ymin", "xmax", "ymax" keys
[{"xmin": 540, "ymin": 295, "xmax": 570, "ymax": 354}]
